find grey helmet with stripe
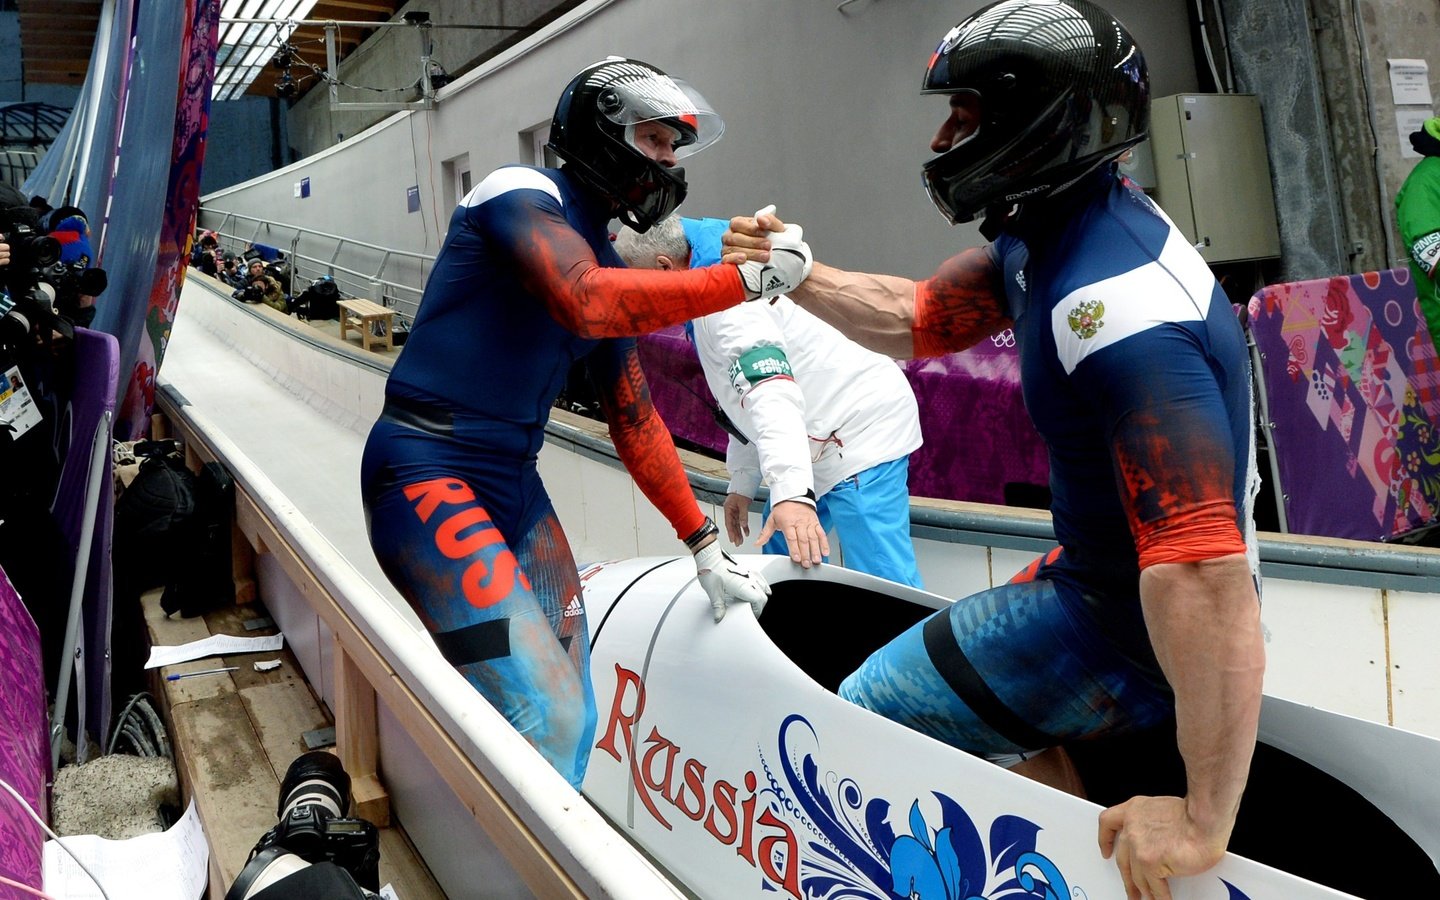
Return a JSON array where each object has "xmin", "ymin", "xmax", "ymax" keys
[
  {"xmin": 920, "ymin": 0, "xmax": 1149, "ymax": 225},
  {"xmin": 548, "ymin": 57, "xmax": 724, "ymax": 233}
]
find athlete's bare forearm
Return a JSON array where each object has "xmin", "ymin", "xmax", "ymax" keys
[{"xmin": 789, "ymin": 262, "xmax": 921, "ymax": 358}]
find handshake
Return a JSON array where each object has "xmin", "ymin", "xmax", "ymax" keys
[{"xmin": 731, "ymin": 205, "xmax": 813, "ymax": 302}]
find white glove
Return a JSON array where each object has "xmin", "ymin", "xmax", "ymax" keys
[
  {"xmin": 737, "ymin": 205, "xmax": 813, "ymax": 301},
  {"xmin": 694, "ymin": 541, "xmax": 771, "ymax": 622}
]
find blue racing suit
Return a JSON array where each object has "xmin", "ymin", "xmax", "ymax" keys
[
  {"xmin": 840, "ymin": 169, "xmax": 1258, "ymax": 756},
  {"xmin": 361, "ymin": 165, "xmax": 746, "ymax": 786}
]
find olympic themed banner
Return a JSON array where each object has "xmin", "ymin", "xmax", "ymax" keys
[{"xmin": 1248, "ymin": 268, "xmax": 1440, "ymax": 541}]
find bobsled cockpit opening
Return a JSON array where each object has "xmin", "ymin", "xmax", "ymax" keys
[{"xmin": 757, "ymin": 579, "xmax": 933, "ymax": 693}]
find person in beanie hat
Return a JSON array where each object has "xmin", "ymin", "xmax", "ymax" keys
[{"xmin": 1398, "ymin": 116, "xmax": 1440, "ymax": 352}]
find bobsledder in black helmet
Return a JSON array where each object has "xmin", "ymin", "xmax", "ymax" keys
[
  {"xmin": 920, "ymin": 0, "xmax": 1149, "ymax": 226},
  {"xmin": 548, "ymin": 57, "xmax": 724, "ymax": 232}
]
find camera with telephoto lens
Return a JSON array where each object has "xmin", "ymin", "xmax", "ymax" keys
[
  {"xmin": 39, "ymin": 260, "xmax": 107, "ymax": 325},
  {"xmin": 241, "ymin": 282, "xmax": 266, "ymax": 304},
  {"xmin": 0, "ymin": 204, "xmax": 63, "ymax": 353},
  {"xmin": 225, "ymin": 751, "xmax": 381, "ymax": 900}
]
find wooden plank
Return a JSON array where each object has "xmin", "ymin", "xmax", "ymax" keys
[
  {"xmin": 241, "ymin": 680, "xmax": 333, "ymax": 777},
  {"xmin": 169, "ymin": 693, "xmax": 280, "ymax": 898},
  {"xmin": 335, "ymin": 644, "xmax": 391, "ymax": 826}
]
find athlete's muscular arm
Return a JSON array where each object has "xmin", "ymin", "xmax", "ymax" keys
[
  {"xmin": 514, "ymin": 208, "xmax": 746, "ymax": 338},
  {"xmin": 1088, "ymin": 329, "xmax": 1264, "ymax": 900},
  {"xmin": 786, "ymin": 249, "xmax": 1009, "ymax": 360},
  {"xmin": 587, "ymin": 339, "xmax": 707, "ymax": 541}
]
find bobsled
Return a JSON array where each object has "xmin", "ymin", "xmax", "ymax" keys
[{"xmin": 580, "ymin": 555, "xmax": 1440, "ymax": 900}]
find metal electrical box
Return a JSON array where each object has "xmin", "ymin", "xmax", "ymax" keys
[{"xmin": 1151, "ymin": 93, "xmax": 1281, "ymax": 264}]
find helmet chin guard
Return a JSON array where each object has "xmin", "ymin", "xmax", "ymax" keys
[
  {"xmin": 920, "ymin": 0, "xmax": 1149, "ymax": 225},
  {"xmin": 548, "ymin": 57, "xmax": 723, "ymax": 232}
]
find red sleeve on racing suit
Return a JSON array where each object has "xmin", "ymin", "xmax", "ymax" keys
[
  {"xmin": 588, "ymin": 339, "xmax": 707, "ymax": 541},
  {"xmin": 911, "ymin": 247, "xmax": 1013, "ymax": 358},
  {"xmin": 514, "ymin": 210, "xmax": 747, "ymax": 339}
]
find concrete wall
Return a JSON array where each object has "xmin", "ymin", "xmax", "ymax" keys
[
  {"xmin": 1219, "ymin": 0, "xmax": 1440, "ymax": 280},
  {"xmin": 204, "ymin": 0, "xmax": 1199, "ymax": 282},
  {"xmin": 1354, "ymin": 0, "xmax": 1440, "ymax": 269},
  {"xmin": 284, "ymin": 0, "xmax": 579, "ymax": 159}
]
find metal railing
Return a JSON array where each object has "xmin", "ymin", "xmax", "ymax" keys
[{"xmin": 196, "ymin": 208, "xmax": 436, "ymax": 322}]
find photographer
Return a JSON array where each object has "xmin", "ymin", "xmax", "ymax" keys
[
  {"xmin": 219, "ymin": 252, "xmax": 246, "ymax": 288},
  {"xmin": 233, "ymin": 258, "xmax": 288, "ymax": 313},
  {"xmin": 227, "ymin": 751, "xmax": 380, "ymax": 900},
  {"xmin": 45, "ymin": 208, "xmax": 107, "ymax": 329},
  {"xmin": 190, "ymin": 230, "xmax": 220, "ymax": 276},
  {"xmin": 0, "ymin": 181, "xmax": 76, "ymax": 691}
]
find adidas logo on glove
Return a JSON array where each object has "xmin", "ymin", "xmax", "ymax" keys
[{"xmin": 736, "ymin": 204, "xmax": 815, "ymax": 302}]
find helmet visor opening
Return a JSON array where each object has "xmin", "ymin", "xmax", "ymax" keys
[{"xmin": 598, "ymin": 74, "xmax": 723, "ymax": 159}]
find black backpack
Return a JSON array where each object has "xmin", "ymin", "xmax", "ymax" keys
[
  {"xmin": 112, "ymin": 447, "xmax": 234, "ymax": 618},
  {"xmin": 294, "ymin": 280, "xmax": 339, "ymax": 321}
]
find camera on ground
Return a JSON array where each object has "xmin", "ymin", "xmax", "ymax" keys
[{"xmin": 225, "ymin": 750, "xmax": 381, "ymax": 900}]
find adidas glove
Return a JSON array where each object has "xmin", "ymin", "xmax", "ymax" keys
[
  {"xmin": 694, "ymin": 541, "xmax": 771, "ymax": 622},
  {"xmin": 737, "ymin": 205, "xmax": 813, "ymax": 302}
]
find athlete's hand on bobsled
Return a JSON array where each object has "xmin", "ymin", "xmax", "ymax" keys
[
  {"xmin": 694, "ymin": 540, "xmax": 771, "ymax": 622},
  {"xmin": 1098, "ymin": 794, "xmax": 1229, "ymax": 900},
  {"xmin": 733, "ymin": 205, "xmax": 813, "ymax": 301}
]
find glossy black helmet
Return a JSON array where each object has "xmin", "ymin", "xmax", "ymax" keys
[
  {"xmin": 921, "ymin": 0, "xmax": 1149, "ymax": 224},
  {"xmin": 548, "ymin": 57, "xmax": 724, "ymax": 232}
]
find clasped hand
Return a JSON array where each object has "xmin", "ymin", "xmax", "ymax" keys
[{"xmin": 726, "ymin": 206, "xmax": 813, "ymax": 301}]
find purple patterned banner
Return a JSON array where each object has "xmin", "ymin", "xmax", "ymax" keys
[
  {"xmin": 1248, "ymin": 268, "xmax": 1440, "ymax": 541},
  {"xmin": 0, "ymin": 565, "xmax": 48, "ymax": 894},
  {"xmin": 637, "ymin": 326, "xmax": 1049, "ymax": 506},
  {"xmin": 48, "ymin": 328, "xmax": 120, "ymax": 751},
  {"xmin": 116, "ymin": 0, "xmax": 220, "ymax": 438}
]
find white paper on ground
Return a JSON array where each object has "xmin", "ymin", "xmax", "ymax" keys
[
  {"xmin": 145, "ymin": 633, "xmax": 285, "ymax": 669},
  {"xmin": 44, "ymin": 798, "xmax": 208, "ymax": 899}
]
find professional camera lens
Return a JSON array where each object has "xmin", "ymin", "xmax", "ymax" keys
[
  {"xmin": 226, "ymin": 750, "xmax": 379, "ymax": 900},
  {"xmin": 277, "ymin": 750, "xmax": 351, "ymax": 820}
]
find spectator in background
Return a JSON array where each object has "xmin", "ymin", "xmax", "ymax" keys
[
  {"xmin": 218, "ymin": 252, "xmax": 245, "ymax": 288},
  {"xmin": 615, "ymin": 214, "xmax": 925, "ymax": 586},
  {"xmin": 238, "ymin": 258, "xmax": 287, "ymax": 313},
  {"xmin": 190, "ymin": 231, "xmax": 219, "ymax": 276},
  {"xmin": 1399, "ymin": 116, "xmax": 1440, "ymax": 353},
  {"xmin": 47, "ymin": 208, "xmax": 107, "ymax": 328},
  {"xmin": 28, "ymin": 195, "xmax": 53, "ymax": 229},
  {"xmin": 48, "ymin": 207, "xmax": 95, "ymax": 268}
]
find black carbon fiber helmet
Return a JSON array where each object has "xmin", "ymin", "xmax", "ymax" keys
[
  {"xmin": 921, "ymin": 0, "xmax": 1149, "ymax": 224},
  {"xmin": 548, "ymin": 57, "xmax": 724, "ymax": 232}
]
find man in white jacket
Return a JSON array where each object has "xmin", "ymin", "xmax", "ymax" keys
[{"xmin": 616, "ymin": 215, "xmax": 924, "ymax": 586}]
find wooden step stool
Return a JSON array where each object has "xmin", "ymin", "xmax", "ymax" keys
[{"xmin": 337, "ymin": 298, "xmax": 397, "ymax": 352}]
